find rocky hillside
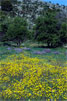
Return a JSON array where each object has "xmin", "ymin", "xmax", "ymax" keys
[
  {"xmin": 14, "ymin": 0, "xmax": 67, "ymax": 28},
  {"xmin": 0, "ymin": 0, "xmax": 67, "ymax": 28}
]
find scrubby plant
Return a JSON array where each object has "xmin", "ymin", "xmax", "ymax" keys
[
  {"xmin": 34, "ymin": 9, "xmax": 67, "ymax": 47},
  {"xmin": 6, "ymin": 17, "xmax": 29, "ymax": 46},
  {"xmin": 0, "ymin": 12, "xmax": 14, "ymax": 42},
  {"xmin": 35, "ymin": 9, "xmax": 61, "ymax": 47},
  {"xmin": 59, "ymin": 23, "xmax": 67, "ymax": 44}
]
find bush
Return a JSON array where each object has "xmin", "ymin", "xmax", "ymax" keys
[
  {"xmin": 0, "ymin": 13, "xmax": 14, "ymax": 42},
  {"xmin": 6, "ymin": 17, "xmax": 29, "ymax": 46},
  {"xmin": 35, "ymin": 9, "xmax": 61, "ymax": 47},
  {"xmin": 60, "ymin": 23, "xmax": 67, "ymax": 44}
]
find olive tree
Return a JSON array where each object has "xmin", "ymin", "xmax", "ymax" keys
[
  {"xmin": 35, "ymin": 9, "xmax": 61, "ymax": 47},
  {"xmin": 6, "ymin": 17, "xmax": 29, "ymax": 46}
]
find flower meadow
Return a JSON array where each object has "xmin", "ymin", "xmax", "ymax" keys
[{"xmin": 0, "ymin": 54, "xmax": 67, "ymax": 100}]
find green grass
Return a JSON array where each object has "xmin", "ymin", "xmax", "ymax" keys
[{"xmin": 0, "ymin": 43, "xmax": 67, "ymax": 66}]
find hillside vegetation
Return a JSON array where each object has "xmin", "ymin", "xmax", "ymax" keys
[{"xmin": 0, "ymin": 0, "xmax": 67, "ymax": 47}]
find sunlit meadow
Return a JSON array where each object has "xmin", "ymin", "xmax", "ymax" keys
[{"xmin": 0, "ymin": 46, "xmax": 67, "ymax": 100}]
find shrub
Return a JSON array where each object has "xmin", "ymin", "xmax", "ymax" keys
[
  {"xmin": 60, "ymin": 23, "xmax": 67, "ymax": 44},
  {"xmin": 6, "ymin": 17, "xmax": 29, "ymax": 46},
  {"xmin": 35, "ymin": 9, "xmax": 62, "ymax": 47}
]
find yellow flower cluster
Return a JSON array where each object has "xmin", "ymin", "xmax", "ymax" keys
[{"xmin": 0, "ymin": 54, "xmax": 67, "ymax": 100}]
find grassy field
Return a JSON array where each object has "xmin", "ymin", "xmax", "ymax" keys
[
  {"xmin": 0, "ymin": 43, "xmax": 67, "ymax": 100},
  {"xmin": 0, "ymin": 43, "xmax": 67, "ymax": 66}
]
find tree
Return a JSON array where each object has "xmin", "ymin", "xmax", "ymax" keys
[
  {"xmin": 1, "ymin": 0, "xmax": 13, "ymax": 12},
  {"xmin": 0, "ymin": 12, "xmax": 14, "ymax": 42},
  {"xmin": 35, "ymin": 9, "xmax": 61, "ymax": 47},
  {"xmin": 5, "ymin": 17, "xmax": 29, "ymax": 46},
  {"xmin": 0, "ymin": 11, "xmax": 13, "ymax": 33},
  {"xmin": 60, "ymin": 23, "xmax": 67, "ymax": 44}
]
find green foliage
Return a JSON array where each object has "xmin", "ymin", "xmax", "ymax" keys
[
  {"xmin": 1, "ymin": 0, "xmax": 13, "ymax": 12},
  {"xmin": 0, "ymin": 11, "xmax": 13, "ymax": 42},
  {"xmin": 60, "ymin": 23, "xmax": 67, "ymax": 44},
  {"xmin": 6, "ymin": 17, "xmax": 29, "ymax": 46},
  {"xmin": 0, "ymin": 11, "xmax": 13, "ymax": 32},
  {"xmin": 35, "ymin": 9, "xmax": 62, "ymax": 47},
  {"xmin": 0, "ymin": 11, "xmax": 5, "ymax": 31}
]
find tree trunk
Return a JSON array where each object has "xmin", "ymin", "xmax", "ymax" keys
[
  {"xmin": 17, "ymin": 40, "xmax": 21, "ymax": 47},
  {"xmin": 47, "ymin": 43, "xmax": 50, "ymax": 47}
]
